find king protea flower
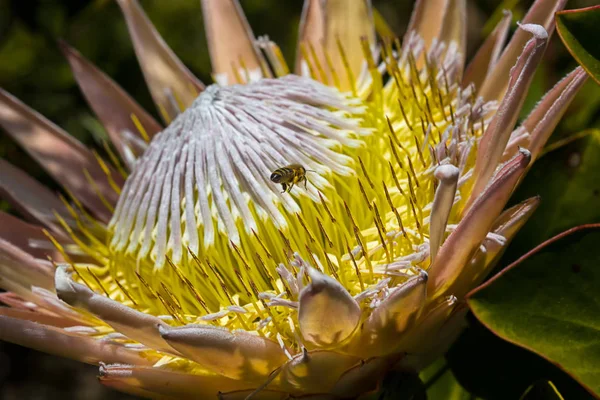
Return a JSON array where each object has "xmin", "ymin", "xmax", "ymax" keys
[{"xmin": 0, "ymin": 0, "xmax": 588, "ymax": 398}]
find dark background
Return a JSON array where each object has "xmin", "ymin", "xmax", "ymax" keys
[{"xmin": 0, "ymin": 0, "xmax": 598, "ymax": 398}]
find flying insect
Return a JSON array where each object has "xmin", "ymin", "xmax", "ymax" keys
[{"xmin": 270, "ymin": 164, "xmax": 314, "ymax": 193}]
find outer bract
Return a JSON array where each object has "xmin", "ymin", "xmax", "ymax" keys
[{"xmin": 0, "ymin": 0, "xmax": 588, "ymax": 398}]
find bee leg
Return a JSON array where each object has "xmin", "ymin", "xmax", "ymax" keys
[
  {"xmin": 303, "ymin": 176, "xmax": 308, "ymax": 189},
  {"xmin": 287, "ymin": 183, "xmax": 295, "ymax": 193},
  {"xmin": 281, "ymin": 183, "xmax": 287, "ymax": 193}
]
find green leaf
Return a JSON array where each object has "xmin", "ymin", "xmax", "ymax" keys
[
  {"xmin": 521, "ymin": 380, "xmax": 564, "ymax": 400},
  {"xmin": 507, "ymin": 129, "xmax": 600, "ymax": 261},
  {"xmin": 420, "ymin": 358, "xmax": 480, "ymax": 400},
  {"xmin": 445, "ymin": 317, "xmax": 593, "ymax": 400},
  {"xmin": 556, "ymin": 6, "xmax": 600, "ymax": 85},
  {"xmin": 467, "ymin": 224, "xmax": 600, "ymax": 398}
]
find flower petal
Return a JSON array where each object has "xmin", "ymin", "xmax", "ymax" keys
[
  {"xmin": 525, "ymin": 67, "xmax": 588, "ymax": 160},
  {"xmin": 450, "ymin": 196, "xmax": 540, "ymax": 298},
  {"xmin": 201, "ymin": 0, "xmax": 262, "ymax": 85},
  {"xmin": 478, "ymin": 0, "xmax": 567, "ymax": 101},
  {"xmin": 0, "ymin": 307, "xmax": 76, "ymax": 328},
  {"xmin": 60, "ymin": 41, "xmax": 161, "ymax": 165},
  {"xmin": 0, "ymin": 315, "xmax": 156, "ymax": 366},
  {"xmin": 218, "ymin": 390, "xmax": 296, "ymax": 400},
  {"xmin": 0, "ymin": 239, "xmax": 54, "ymax": 295},
  {"xmin": 0, "ymin": 292, "xmax": 38, "ymax": 310},
  {"xmin": 405, "ymin": 0, "xmax": 465, "ymax": 58},
  {"xmin": 438, "ymin": 0, "xmax": 467, "ymax": 75},
  {"xmin": 0, "ymin": 291, "xmax": 86, "ymax": 327},
  {"xmin": 400, "ymin": 302, "xmax": 467, "ymax": 370},
  {"xmin": 397, "ymin": 295, "xmax": 459, "ymax": 354},
  {"xmin": 54, "ymin": 265, "xmax": 175, "ymax": 354},
  {"xmin": 355, "ymin": 271, "xmax": 428, "ymax": 357},
  {"xmin": 0, "ymin": 211, "xmax": 66, "ymax": 260},
  {"xmin": 116, "ymin": 0, "xmax": 204, "ymax": 121},
  {"xmin": 0, "ymin": 90, "xmax": 122, "ymax": 222},
  {"xmin": 31, "ymin": 286, "xmax": 97, "ymax": 326},
  {"xmin": 331, "ymin": 356, "xmax": 395, "ymax": 398},
  {"xmin": 158, "ymin": 324, "xmax": 288, "ymax": 382},
  {"xmin": 298, "ymin": 267, "xmax": 361, "ymax": 347},
  {"xmin": 100, "ymin": 378, "xmax": 166, "ymax": 400},
  {"xmin": 0, "ymin": 160, "xmax": 70, "ymax": 238},
  {"xmin": 428, "ymin": 149, "xmax": 531, "ymax": 297},
  {"xmin": 296, "ymin": 0, "xmax": 375, "ymax": 89},
  {"xmin": 280, "ymin": 350, "xmax": 360, "ymax": 393},
  {"xmin": 99, "ymin": 363, "xmax": 253, "ymax": 399},
  {"xmin": 462, "ymin": 10, "xmax": 512, "ymax": 89},
  {"xmin": 470, "ymin": 24, "xmax": 547, "ymax": 203},
  {"xmin": 405, "ymin": 0, "xmax": 449, "ymax": 51}
]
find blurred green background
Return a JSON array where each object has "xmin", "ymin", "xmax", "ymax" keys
[{"xmin": 0, "ymin": 0, "xmax": 598, "ymax": 399}]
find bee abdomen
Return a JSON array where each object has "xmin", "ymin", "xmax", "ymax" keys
[
  {"xmin": 270, "ymin": 171, "xmax": 283, "ymax": 183},
  {"xmin": 271, "ymin": 167, "xmax": 293, "ymax": 183}
]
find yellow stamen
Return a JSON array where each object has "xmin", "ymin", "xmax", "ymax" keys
[{"xmin": 130, "ymin": 113, "xmax": 150, "ymax": 143}]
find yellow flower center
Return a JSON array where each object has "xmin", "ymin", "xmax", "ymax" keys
[{"xmin": 52, "ymin": 38, "xmax": 493, "ymax": 357}]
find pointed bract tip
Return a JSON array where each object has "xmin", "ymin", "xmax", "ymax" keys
[
  {"xmin": 56, "ymin": 38, "xmax": 71, "ymax": 54},
  {"xmin": 157, "ymin": 323, "xmax": 170, "ymax": 337},
  {"xmin": 98, "ymin": 362, "xmax": 108, "ymax": 375},
  {"xmin": 306, "ymin": 266, "xmax": 324, "ymax": 284},
  {"xmin": 517, "ymin": 147, "xmax": 532, "ymax": 166},
  {"xmin": 517, "ymin": 23, "xmax": 548, "ymax": 40},
  {"xmin": 54, "ymin": 264, "xmax": 96, "ymax": 308},
  {"xmin": 434, "ymin": 164, "xmax": 460, "ymax": 182}
]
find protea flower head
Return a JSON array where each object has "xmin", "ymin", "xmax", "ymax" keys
[{"xmin": 0, "ymin": 0, "xmax": 589, "ymax": 398}]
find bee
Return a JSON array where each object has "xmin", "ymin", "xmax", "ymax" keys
[{"xmin": 270, "ymin": 164, "xmax": 314, "ymax": 193}]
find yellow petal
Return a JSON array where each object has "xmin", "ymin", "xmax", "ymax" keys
[
  {"xmin": 355, "ymin": 271, "xmax": 427, "ymax": 357},
  {"xmin": 159, "ymin": 324, "xmax": 287, "ymax": 382},
  {"xmin": 280, "ymin": 350, "xmax": 359, "ymax": 393},
  {"xmin": 298, "ymin": 267, "xmax": 361, "ymax": 348},
  {"xmin": 99, "ymin": 363, "xmax": 253, "ymax": 399},
  {"xmin": 396, "ymin": 295, "xmax": 458, "ymax": 355},
  {"xmin": 331, "ymin": 356, "xmax": 395, "ymax": 398},
  {"xmin": 218, "ymin": 389, "xmax": 294, "ymax": 400}
]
